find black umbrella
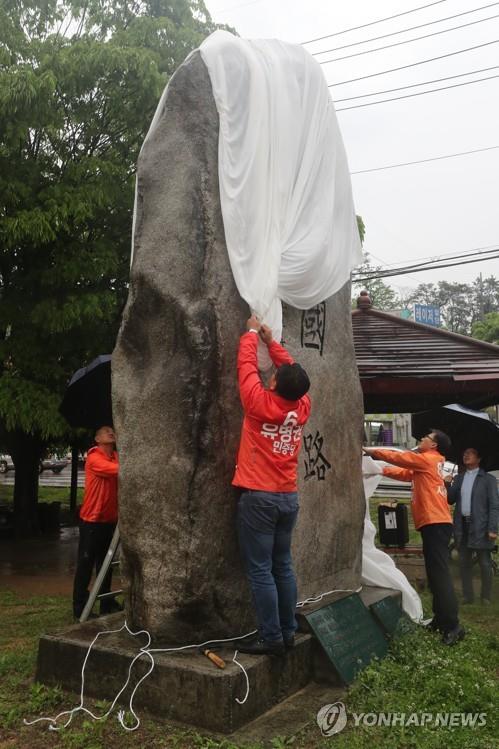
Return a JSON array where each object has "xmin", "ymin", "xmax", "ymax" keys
[
  {"xmin": 59, "ymin": 355, "xmax": 112, "ymax": 430},
  {"xmin": 412, "ymin": 403, "xmax": 499, "ymax": 471}
]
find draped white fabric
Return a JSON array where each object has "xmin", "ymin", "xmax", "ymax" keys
[
  {"xmin": 200, "ymin": 31, "xmax": 362, "ymax": 353},
  {"xmin": 362, "ymin": 457, "xmax": 424, "ymax": 622}
]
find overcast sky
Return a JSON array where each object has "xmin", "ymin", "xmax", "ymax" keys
[{"xmin": 203, "ymin": 0, "xmax": 499, "ymax": 296}]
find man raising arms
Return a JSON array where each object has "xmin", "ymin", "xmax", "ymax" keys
[{"xmin": 234, "ymin": 317, "xmax": 311, "ymax": 656}]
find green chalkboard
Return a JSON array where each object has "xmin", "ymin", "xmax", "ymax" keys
[
  {"xmin": 305, "ymin": 593, "xmax": 388, "ymax": 685},
  {"xmin": 370, "ymin": 596, "xmax": 416, "ymax": 637}
]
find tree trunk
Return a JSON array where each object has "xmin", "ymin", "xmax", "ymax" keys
[{"xmin": 8, "ymin": 431, "xmax": 45, "ymax": 537}]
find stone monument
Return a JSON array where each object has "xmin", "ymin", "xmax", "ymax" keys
[{"xmin": 112, "ymin": 50, "xmax": 365, "ymax": 644}]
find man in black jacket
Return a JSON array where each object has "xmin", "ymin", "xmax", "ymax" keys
[{"xmin": 446, "ymin": 447, "xmax": 499, "ymax": 604}]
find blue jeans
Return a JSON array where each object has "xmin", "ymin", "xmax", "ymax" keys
[{"xmin": 237, "ymin": 490, "xmax": 299, "ymax": 642}]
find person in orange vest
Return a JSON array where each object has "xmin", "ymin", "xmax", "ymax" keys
[
  {"xmin": 364, "ymin": 430, "xmax": 464, "ymax": 646},
  {"xmin": 234, "ymin": 316, "xmax": 311, "ymax": 656},
  {"xmin": 72, "ymin": 425, "xmax": 121, "ymax": 619}
]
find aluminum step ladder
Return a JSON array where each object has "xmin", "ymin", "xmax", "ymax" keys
[{"xmin": 80, "ymin": 525, "xmax": 124, "ymax": 622}]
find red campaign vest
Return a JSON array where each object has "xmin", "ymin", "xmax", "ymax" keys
[{"xmin": 232, "ymin": 333, "xmax": 311, "ymax": 493}]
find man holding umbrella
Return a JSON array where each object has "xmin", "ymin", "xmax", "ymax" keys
[
  {"xmin": 364, "ymin": 430, "xmax": 464, "ymax": 645},
  {"xmin": 446, "ymin": 447, "xmax": 499, "ymax": 605},
  {"xmin": 72, "ymin": 425, "xmax": 121, "ymax": 619}
]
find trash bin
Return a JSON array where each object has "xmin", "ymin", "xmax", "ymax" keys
[
  {"xmin": 37, "ymin": 502, "xmax": 61, "ymax": 533},
  {"xmin": 378, "ymin": 503, "xmax": 409, "ymax": 547}
]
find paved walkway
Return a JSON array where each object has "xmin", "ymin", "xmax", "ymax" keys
[{"xmin": 0, "ymin": 527, "xmax": 79, "ymax": 595}]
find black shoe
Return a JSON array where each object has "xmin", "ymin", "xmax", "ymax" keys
[
  {"xmin": 284, "ymin": 635, "xmax": 295, "ymax": 650},
  {"xmin": 481, "ymin": 598, "xmax": 491, "ymax": 606},
  {"xmin": 237, "ymin": 637, "xmax": 285, "ymax": 656},
  {"xmin": 462, "ymin": 598, "xmax": 474, "ymax": 605},
  {"xmin": 100, "ymin": 599, "xmax": 124, "ymax": 615},
  {"xmin": 442, "ymin": 625, "xmax": 465, "ymax": 646}
]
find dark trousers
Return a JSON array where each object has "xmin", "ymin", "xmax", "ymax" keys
[
  {"xmin": 73, "ymin": 520, "xmax": 115, "ymax": 617},
  {"xmin": 237, "ymin": 490, "xmax": 299, "ymax": 642},
  {"xmin": 420, "ymin": 523, "xmax": 459, "ymax": 633},
  {"xmin": 459, "ymin": 521, "xmax": 493, "ymax": 602}
]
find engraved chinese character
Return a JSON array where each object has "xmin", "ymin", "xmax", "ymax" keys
[
  {"xmin": 303, "ymin": 430, "xmax": 332, "ymax": 481},
  {"xmin": 301, "ymin": 303, "xmax": 326, "ymax": 356}
]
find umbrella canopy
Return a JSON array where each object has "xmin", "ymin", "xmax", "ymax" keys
[
  {"xmin": 412, "ymin": 403, "xmax": 499, "ymax": 470},
  {"xmin": 59, "ymin": 355, "xmax": 112, "ymax": 430}
]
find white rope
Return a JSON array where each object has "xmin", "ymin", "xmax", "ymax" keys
[
  {"xmin": 232, "ymin": 650, "xmax": 250, "ymax": 705},
  {"xmin": 25, "ymin": 585, "xmax": 362, "ymax": 732},
  {"xmin": 296, "ymin": 585, "xmax": 363, "ymax": 607}
]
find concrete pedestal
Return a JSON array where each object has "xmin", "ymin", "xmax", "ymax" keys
[{"xmin": 36, "ymin": 586, "xmax": 402, "ymax": 734}]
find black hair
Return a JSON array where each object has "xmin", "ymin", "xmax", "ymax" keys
[
  {"xmin": 275, "ymin": 363, "xmax": 310, "ymax": 401},
  {"xmin": 463, "ymin": 446, "xmax": 481, "ymax": 458},
  {"xmin": 431, "ymin": 429, "xmax": 452, "ymax": 458}
]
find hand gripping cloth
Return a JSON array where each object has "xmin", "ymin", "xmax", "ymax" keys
[{"xmin": 200, "ymin": 31, "xmax": 362, "ymax": 364}]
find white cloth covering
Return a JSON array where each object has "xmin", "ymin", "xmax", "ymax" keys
[
  {"xmin": 200, "ymin": 31, "xmax": 362, "ymax": 365},
  {"xmin": 362, "ymin": 457, "xmax": 423, "ymax": 622}
]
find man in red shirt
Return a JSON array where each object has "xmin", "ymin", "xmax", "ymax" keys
[
  {"xmin": 72, "ymin": 425, "xmax": 121, "ymax": 619},
  {"xmin": 234, "ymin": 316, "xmax": 311, "ymax": 656}
]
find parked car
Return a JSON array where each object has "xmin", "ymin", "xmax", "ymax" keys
[
  {"xmin": 0, "ymin": 455, "xmax": 14, "ymax": 474},
  {"xmin": 38, "ymin": 456, "xmax": 69, "ymax": 474}
]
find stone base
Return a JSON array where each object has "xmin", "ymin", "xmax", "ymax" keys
[{"xmin": 36, "ymin": 586, "xmax": 402, "ymax": 734}]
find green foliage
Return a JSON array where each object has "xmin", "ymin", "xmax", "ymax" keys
[
  {"xmin": 406, "ymin": 276, "xmax": 499, "ymax": 336},
  {"xmin": 332, "ymin": 623, "xmax": 499, "ymax": 749},
  {"xmin": 356, "ymin": 215, "xmax": 365, "ymax": 245},
  {"xmin": 472, "ymin": 311, "xmax": 499, "ymax": 345},
  {"xmin": 352, "ymin": 252, "xmax": 400, "ymax": 311},
  {"xmin": 0, "ymin": 0, "xmax": 220, "ymax": 440}
]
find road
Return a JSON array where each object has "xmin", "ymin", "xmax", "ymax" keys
[{"xmin": 0, "ymin": 465, "xmax": 85, "ymax": 488}]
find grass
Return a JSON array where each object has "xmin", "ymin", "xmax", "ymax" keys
[
  {"xmin": 0, "ymin": 485, "xmax": 84, "ymax": 508},
  {"xmin": 0, "ymin": 574, "xmax": 498, "ymax": 749}
]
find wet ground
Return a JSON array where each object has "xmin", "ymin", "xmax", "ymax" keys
[{"xmin": 0, "ymin": 526, "xmax": 79, "ymax": 595}]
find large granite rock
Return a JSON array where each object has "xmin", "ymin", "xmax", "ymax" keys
[{"xmin": 112, "ymin": 50, "xmax": 365, "ymax": 643}]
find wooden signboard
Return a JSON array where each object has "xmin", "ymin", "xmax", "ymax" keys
[
  {"xmin": 369, "ymin": 596, "xmax": 416, "ymax": 637},
  {"xmin": 304, "ymin": 593, "xmax": 388, "ymax": 685}
]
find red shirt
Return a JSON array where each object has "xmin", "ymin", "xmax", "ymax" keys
[
  {"xmin": 79, "ymin": 446, "xmax": 119, "ymax": 523},
  {"xmin": 232, "ymin": 332, "xmax": 311, "ymax": 493},
  {"xmin": 373, "ymin": 448, "xmax": 452, "ymax": 530}
]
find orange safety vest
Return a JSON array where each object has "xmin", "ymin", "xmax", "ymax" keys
[
  {"xmin": 375, "ymin": 448, "xmax": 452, "ymax": 530},
  {"xmin": 79, "ymin": 446, "xmax": 119, "ymax": 523}
]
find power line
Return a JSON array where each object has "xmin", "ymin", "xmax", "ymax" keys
[
  {"xmin": 313, "ymin": 1, "xmax": 499, "ymax": 56},
  {"xmin": 335, "ymin": 72, "xmax": 499, "ymax": 111},
  {"xmin": 332, "ymin": 65, "xmax": 499, "ymax": 99},
  {"xmin": 350, "ymin": 145, "xmax": 499, "ymax": 174},
  {"xmin": 319, "ymin": 12, "xmax": 499, "ymax": 66},
  {"xmin": 329, "ymin": 39, "xmax": 499, "ymax": 86},
  {"xmin": 353, "ymin": 250, "xmax": 499, "ymax": 282},
  {"xmin": 354, "ymin": 246, "xmax": 499, "ymax": 277},
  {"xmin": 368, "ymin": 243, "xmax": 499, "ymax": 269},
  {"xmin": 319, "ymin": 12, "xmax": 499, "ymax": 65},
  {"xmin": 301, "ymin": 0, "xmax": 449, "ymax": 45}
]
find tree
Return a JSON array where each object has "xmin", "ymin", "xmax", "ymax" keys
[
  {"xmin": 407, "ymin": 281, "xmax": 477, "ymax": 335},
  {"xmin": 352, "ymin": 252, "xmax": 399, "ymax": 311},
  {"xmin": 0, "ymin": 0, "xmax": 220, "ymax": 534},
  {"xmin": 472, "ymin": 312, "xmax": 499, "ymax": 345}
]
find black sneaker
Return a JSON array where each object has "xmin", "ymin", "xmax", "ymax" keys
[
  {"xmin": 283, "ymin": 635, "xmax": 295, "ymax": 650},
  {"xmin": 442, "ymin": 625, "xmax": 465, "ymax": 646},
  {"xmin": 237, "ymin": 637, "xmax": 285, "ymax": 657}
]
